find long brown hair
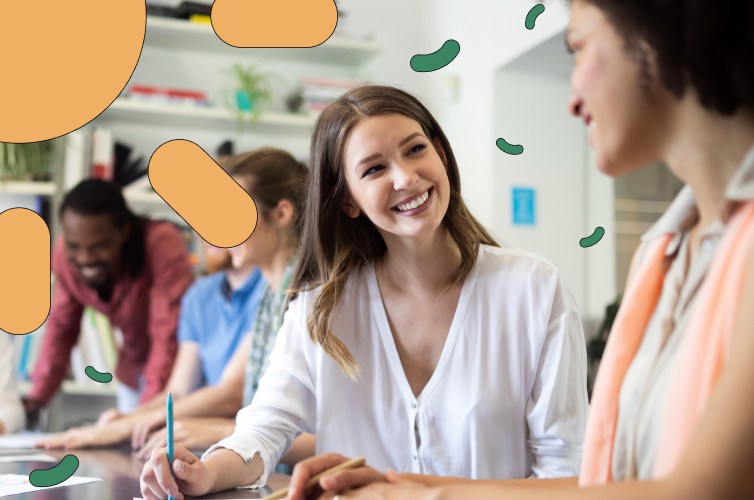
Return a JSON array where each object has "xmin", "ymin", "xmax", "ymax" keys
[
  {"xmin": 224, "ymin": 147, "xmax": 308, "ymax": 249},
  {"xmin": 292, "ymin": 85, "xmax": 498, "ymax": 379}
]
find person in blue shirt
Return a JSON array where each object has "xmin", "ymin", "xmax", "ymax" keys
[
  {"xmin": 37, "ymin": 242, "xmax": 266, "ymax": 449},
  {"xmin": 177, "ymin": 259, "xmax": 265, "ymax": 388}
]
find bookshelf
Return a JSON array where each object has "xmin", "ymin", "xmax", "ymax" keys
[
  {"xmin": 19, "ymin": 380, "xmax": 117, "ymax": 398},
  {"xmin": 106, "ymin": 97, "xmax": 315, "ymax": 133},
  {"xmin": 0, "ymin": 181, "xmax": 56, "ymax": 196},
  {"xmin": 144, "ymin": 16, "xmax": 381, "ymax": 66}
]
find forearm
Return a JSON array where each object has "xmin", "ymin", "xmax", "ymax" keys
[
  {"xmin": 432, "ymin": 477, "xmax": 681, "ymax": 500},
  {"xmin": 174, "ymin": 384, "xmax": 242, "ymax": 419},
  {"xmin": 204, "ymin": 448, "xmax": 264, "ymax": 493},
  {"xmin": 400, "ymin": 475, "xmax": 578, "ymax": 489},
  {"xmin": 280, "ymin": 433, "xmax": 316, "ymax": 466}
]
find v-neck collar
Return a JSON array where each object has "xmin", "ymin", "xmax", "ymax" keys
[{"xmin": 366, "ymin": 246, "xmax": 483, "ymax": 404}]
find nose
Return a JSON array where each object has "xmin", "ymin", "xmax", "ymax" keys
[
  {"xmin": 392, "ymin": 160, "xmax": 419, "ymax": 191},
  {"xmin": 75, "ymin": 248, "xmax": 98, "ymax": 267},
  {"xmin": 568, "ymin": 93, "xmax": 583, "ymax": 117}
]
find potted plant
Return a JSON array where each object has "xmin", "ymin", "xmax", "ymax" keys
[
  {"xmin": 0, "ymin": 140, "xmax": 55, "ymax": 181},
  {"xmin": 229, "ymin": 63, "xmax": 275, "ymax": 123}
]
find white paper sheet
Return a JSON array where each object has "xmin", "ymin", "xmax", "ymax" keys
[
  {"xmin": 0, "ymin": 432, "xmax": 49, "ymax": 449},
  {"xmin": 0, "ymin": 454, "xmax": 58, "ymax": 463},
  {"xmin": 0, "ymin": 474, "xmax": 101, "ymax": 497}
]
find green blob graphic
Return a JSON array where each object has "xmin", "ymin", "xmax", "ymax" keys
[
  {"xmin": 580, "ymin": 226, "xmax": 605, "ymax": 248},
  {"xmin": 496, "ymin": 138, "xmax": 524, "ymax": 156},
  {"xmin": 85, "ymin": 365, "xmax": 113, "ymax": 384},
  {"xmin": 30, "ymin": 454, "xmax": 79, "ymax": 487},
  {"xmin": 410, "ymin": 39, "xmax": 461, "ymax": 72},
  {"xmin": 525, "ymin": 4, "xmax": 546, "ymax": 30}
]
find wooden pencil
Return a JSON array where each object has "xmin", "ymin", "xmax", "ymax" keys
[{"xmin": 262, "ymin": 456, "xmax": 367, "ymax": 500}]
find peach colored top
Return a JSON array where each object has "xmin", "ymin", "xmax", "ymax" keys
[{"xmin": 580, "ymin": 146, "xmax": 754, "ymax": 484}]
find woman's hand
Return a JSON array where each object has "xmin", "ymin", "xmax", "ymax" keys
[
  {"xmin": 140, "ymin": 445, "xmax": 215, "ymax": 500},
  {"xmin": 331, "ymin": 471, "xmax": 435, "ymax": 500},
  {"xmin": 135, "ymin": 418, "xmax": 234, "ymax": 460},
  {"xmin": 35, "ymin": 423, "xmax": 128, "ymax": 450},
  {"xmin": 286, "ymin": 453, "xmax": 386, "ymax": 500},
  {"xmin": 132, "ymin": 410, "xmax": 165, "ymax": 450},
  {"xmin": 96, "ymin": 408, "xmax": 124, "ymax": 427}
]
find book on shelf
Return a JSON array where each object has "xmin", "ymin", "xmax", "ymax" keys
[
  {"xmin": 91, "ymin": 127, "xmax": 114, "ymax": 180},
  {"xmin": 298, "ymin": 76, "xmax": 367, "ymax": 113},
  {"xmin": 64, "ymin": 126, "xmax": 115, "ymax": 186}
]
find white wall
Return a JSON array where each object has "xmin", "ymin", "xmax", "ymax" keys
[{"xmin": 409, "ymin": 0, "xmax": 616, "ymax": 328}]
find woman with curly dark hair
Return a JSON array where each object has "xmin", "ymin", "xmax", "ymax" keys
[{"xmin": 311, "ymin": 0, "xmax": 754, "ymax": 498}]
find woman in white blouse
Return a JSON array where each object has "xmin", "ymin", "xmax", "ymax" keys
[
  {"xmin": 0, "ymin": 334, "xmax": 26, "ymax": 434},
  {"xmin": 139, "ymin": 85, "xmax": 588, "ymax": 500}
]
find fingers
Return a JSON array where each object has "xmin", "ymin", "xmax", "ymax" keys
[
  {"xmin": 136, "ymin": 433, "xmax": 163, "ymax": 462},
  {"xmin": 319, "ymin": 466, "xmax": 386, "ymax": 493},
  {"xmin": 140, "ymin": 448, "xmax": 183, "ymax": 500},
  {"xmin": 287, "ymin": 453, "xmax": 350, "ymax": 500},
  {"xmin": 96, "ymin": 408, "xmax": 122, "ymax": 427},
  {"xmin": 132, "ymin": 413, "xmax": 165, "ymax": 449}
]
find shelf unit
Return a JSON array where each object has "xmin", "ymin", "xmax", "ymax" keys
[
  {"xmin": 106, "ymin": 97, "xmax": 316, "ymax": 133},
  {"xmin": 18, "ymin": 15, "xmax": 381, "ymax": 417},
  {"xmin": 0, "ymin": 181, "xmax": 56, "ymax": 196},
  {"xmin": 19, "ymin": 380, "xmax": 117, "ymax": 398},
  {"xmin": 144, "ymin": 16, "xmax": 381, "ymax": 66}
]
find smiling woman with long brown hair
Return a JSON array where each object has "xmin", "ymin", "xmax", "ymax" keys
[{"xmin": 139, "ymin": 85, "xmax": 589, "ymax": 500}]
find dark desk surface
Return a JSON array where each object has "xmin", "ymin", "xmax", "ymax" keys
[{"xmin": 1, "ymin": 447, "xmax": 289, "ymax": 499}]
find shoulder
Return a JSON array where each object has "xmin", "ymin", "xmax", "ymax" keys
[
  {"xmin": 143, "ymin": 219, "xmax": 186, "ymax": 249},
  {"xmin": 476, "ymin": 244, "xmax": 562, "ymax": 288}
]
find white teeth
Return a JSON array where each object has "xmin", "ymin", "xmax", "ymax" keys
[{"xmin": 397, "ymin": 190, "xmax": 430, "ymax": 212}]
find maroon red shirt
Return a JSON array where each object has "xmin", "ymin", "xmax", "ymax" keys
[{"xmin": 29, "ymin": 220, "xmax": 194, "ymax": 405}]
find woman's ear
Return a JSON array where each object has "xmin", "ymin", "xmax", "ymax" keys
[
  {"xmin": 273, "ymin": 199, "xmax": 295, "ymax": 228},
  {"xmin": 341, "ymin": 193, "xmax": 361, "ymax": 219}
]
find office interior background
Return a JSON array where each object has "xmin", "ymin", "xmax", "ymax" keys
[{"xmin": 0, "ymin": 0, "xmax": 683, "ymax": 428}]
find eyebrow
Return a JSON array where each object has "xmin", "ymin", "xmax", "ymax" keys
[{"xmin": 356, "ymin": 132, "xmax": 424, "ymax": 167}]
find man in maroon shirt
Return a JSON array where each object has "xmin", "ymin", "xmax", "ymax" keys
[{"xmin": 23, "ymin": 179, "xmax": 194, "ymax": 422}]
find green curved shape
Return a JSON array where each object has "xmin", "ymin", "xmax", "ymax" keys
[
  {"xmin": 525, "ymin": 4, "xmax": 546, "ymax": 30},
  {"xmin": 30, "ymin": 454, "xmax": 80, "ymax": 487},
  {"xmin": 496, "ymin": 138, "xmax": 524, "ymax": 156},
  {"xmin": 85, "ymin": 365, "xmax": 113, "ymax": 384},
  {"xmin": 410, "ymin": 39, "xmax": 461, "ymax": 72},
  {"xmin": 580, "ymin": 226, "xmax": 606, "ymax": 248}
]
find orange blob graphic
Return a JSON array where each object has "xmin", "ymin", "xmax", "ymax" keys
[
  {"xmin": 0, "ymin": 209, "xmax": 50, "ymax": 335},
  {"xmin": 212, "ymin": 0, "xmax": 337, "ymax": 47},
  {"xmin": 149, "ymin": 140, "xmax": 257, "ymax": 248},
  {"xmin": 0, "ymin": 1, "xmax": 145, "ymax": 142}
]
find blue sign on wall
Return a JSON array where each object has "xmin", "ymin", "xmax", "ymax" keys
[{"xmin": 512, "ymin": 187, "xmax": 536, "ymax": 226}]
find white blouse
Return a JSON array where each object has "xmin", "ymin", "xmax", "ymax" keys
[
  {"xmin": 207, "ymin": 245, "xmax": 588, "ymax": 486},
  {"xmin": 0, "ymin": 335, "xmax": 26, "ymax": 434}
]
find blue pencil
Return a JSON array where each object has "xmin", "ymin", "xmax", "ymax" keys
[{"xmin": 167, "ymin": 390, "xmax": 175, "ymax": 500}]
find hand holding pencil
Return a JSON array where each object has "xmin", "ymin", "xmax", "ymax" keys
[{"xmin": 277, "ymin": 453, "xmax": 387, "ymax": 500}]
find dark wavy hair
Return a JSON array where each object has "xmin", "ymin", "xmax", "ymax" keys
[
  {"xmin": 59, "ymin": 178, "xmax": 145, "ymax": 277},
  {"xmin": 574, "ymin": 0, "xmax": 754, "ymax": 115},
  {"xmin": 291, "ymin": 85, "xmax": 499, "ymax": 379}
]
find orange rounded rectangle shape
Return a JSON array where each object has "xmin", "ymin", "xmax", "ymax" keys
[
  {"xmin": 148, "ymin": 140, "xmax": 257, "ymax": 248},
  {"xmin": 1, "ymin": 0, "xmax": 144, "ymax": 142},
  {"xmin": 212, "ymin": 0, "xmax": 337, "ymax": 48},
  {"xmin": 0, "ymin": 208, "xmax": 51, "ymax": 335}
]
